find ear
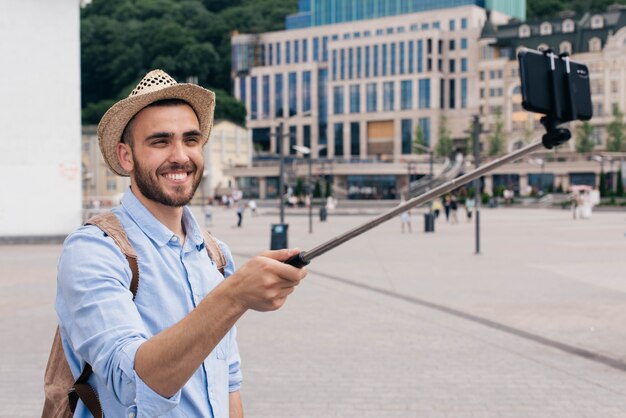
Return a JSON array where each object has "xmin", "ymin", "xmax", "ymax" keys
[{"xmin": 116, "ymin": 142, "xmax": 134, "ymax": 173}]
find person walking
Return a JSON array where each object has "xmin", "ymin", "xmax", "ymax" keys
[
  {"xmin": 444, "ymin": 195, "xmax": 451, "ymax": 222},
  {"xmin": 236, "ymin": 203, "xmax": 244, "ymax": 228},
  {"xmin": 450, "ymin": 194, "xmax": 459, "ymax": 224},
  {"xmin": 53, "ymin": 70, "xmax": 307, "ymax": 418}
]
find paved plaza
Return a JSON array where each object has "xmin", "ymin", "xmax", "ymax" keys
[{"xmin": 1, "ymin": 205, "xmax": 626, "ymax": 417}]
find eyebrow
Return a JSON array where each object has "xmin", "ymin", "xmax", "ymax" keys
[{"xmin": 144, "ymin": 129, "xmax": 202, "ymax": 141}]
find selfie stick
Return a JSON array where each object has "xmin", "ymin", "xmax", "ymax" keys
[{"xmin": 285, "ymin": 139, "xmax": 549, "ymax": 268}]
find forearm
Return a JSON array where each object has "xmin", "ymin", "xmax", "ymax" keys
[
  {"xmin": 229, "ymin": 391, "xmax": 243, "ymax": 418},
  {"xmin": 135, "ymin": 280, "xmax": 246, "ymax": 397}
]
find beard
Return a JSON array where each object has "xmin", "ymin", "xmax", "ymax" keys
[{"xmin": 133, "ymin": 156, "xmax": 202, "ymax": 207}]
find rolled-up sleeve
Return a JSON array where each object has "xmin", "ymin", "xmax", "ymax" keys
[{"xmin": 57, "ymin": 227, "xmax": 180, "ymax": 416}]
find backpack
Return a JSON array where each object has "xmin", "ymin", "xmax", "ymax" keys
[{"xmin": 42, "ymin": 212, "xmax": 226, "ymax": 418}]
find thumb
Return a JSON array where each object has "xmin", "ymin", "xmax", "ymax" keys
[{"xmin": 259, "ymin": 248, "xmax": 301, "ymax": 262}]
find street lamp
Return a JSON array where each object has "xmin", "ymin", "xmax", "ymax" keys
[{"xmin": 292, "ymin": 144, "xmax": 327, "ymax": 233}]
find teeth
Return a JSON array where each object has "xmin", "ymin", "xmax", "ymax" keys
[{"xmin": 165, "ymin": 172, "xmax": 187, "ymax": 181}]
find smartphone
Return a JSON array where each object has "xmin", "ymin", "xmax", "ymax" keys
[{"xmin": 518, "ymin": 48, "xmax": 592, "ymax": 122}]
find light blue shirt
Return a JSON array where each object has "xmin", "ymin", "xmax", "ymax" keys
[{"xmin": 56, "ymin": 189, "xmax": 242, "ymax": 417}]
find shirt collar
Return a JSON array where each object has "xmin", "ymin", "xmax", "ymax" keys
[{"xmin": 120, "ymin": 188, "xmax": 205, "ymax": 251}]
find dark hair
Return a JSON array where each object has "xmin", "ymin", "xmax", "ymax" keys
[{"xmin": 121, "ymin": 99, "xmax": 195, "ymax": 147}]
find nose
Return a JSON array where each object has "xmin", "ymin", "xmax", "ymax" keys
[{"xmin": 168, "ymin": 140, "xmax": 189, "ymax": 164}]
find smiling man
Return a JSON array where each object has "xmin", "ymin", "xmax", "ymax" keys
[{"xmin": 54, "ymin": 70, "xmax": 307, "ymax": 417}]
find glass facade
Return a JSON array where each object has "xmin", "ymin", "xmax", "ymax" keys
[
  {"xmin": 401, "ymin": 119, "xmax": 412, "ymax": 154},
  {"xmin": 449, "ymin": 79, "xmax": 456, "ymax": 109},
  {"xmin": 400, "ymin": 80, "xmax": 412, "ymax": 110},
  {"xmin": 302, "ymin": 71, "xmax": 312, "ymax": 113},
  {"xmin": 373, "ymin": 45, "xmax": 379, "ymax": 77},
  {"xmin": 366, "ymin": 82, "xmax": 377, "ymax": 112},
  {"xmin": 318, "ymin": 69, "xmax": 328, "ymax": 123},
  {"xmin": 417, "ymin": 40, "xmax": 423, "ymax": 73},
  {"xmin": 418, "ymin": 117, "xmax": 431, "ymax": 147},
  {"xmin": 238, "ymin": 76, "xmax": 246, "ymax": 108},
  {"xmin": 350, "ymin": 84, "xmax": 360, "ymax": 113},
  {"xmin": 333, "ymin": 86, "xmax": 344, "ymax": 114},
  {"xmin": 303, "ymin": 125, "xmax": 311, "ymax": 149},
  {"xmin": 334, "ymin": 123, "xmax": 344, "ymax": 156},
  {"xmin": 461, "ymin": 77, "xmax": 467, "ymax": 108},
  {"xmin": 250, "ymin": 76, "xmax": 257, "ymax": 120},
  {"xmin": 275, "ymin": 74, "xmax": 283, "ymax": 117},
  {"xmin": 289, "ymin": 72, "xmax": 297, "ymax": 116},
  {"xmin": 350, "ymin": 122, "xmax": 360, "ymax": 156},
  {"xmin": 418, "ymin": 78, "xmax": 430, "ymax": 109},
  {"xmin": 262, "ymin": 75, "xmax": 270, "ymax": 118},
  {"xmin": 289, "ymin": 126, "xmax": 297, "ymax": 155},
  {"xmin": 383, "ymin": 81, "xmax": 394, "ymax": 111}
]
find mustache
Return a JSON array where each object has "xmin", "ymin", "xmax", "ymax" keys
[{"xmin": 156, "ymin": 161, "xmax": 197, "ymax": 175}]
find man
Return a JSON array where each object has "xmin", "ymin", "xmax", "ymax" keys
[{"xmin": 56, "ymin": 70, "xmax": 307, "ymax": 417}]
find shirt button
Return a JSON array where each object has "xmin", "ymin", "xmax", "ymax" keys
[
  {"xmin": 129, "ymin": 413, "xmax": 136, "ymax": 418},
  {"xmin": 171, "ymin": 236, "xmax": 178, "ymax": 242}
]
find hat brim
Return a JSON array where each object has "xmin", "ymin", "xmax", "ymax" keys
[{"xmin": 97, "ymin": 83, "xmax": 215, "ymax": 177}]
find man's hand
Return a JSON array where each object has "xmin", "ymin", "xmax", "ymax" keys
[{"xmin": 226, "ymin": 248, "xmax": 308, "ymax": 312}]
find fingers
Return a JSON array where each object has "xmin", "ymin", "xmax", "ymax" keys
[{"xmin": 258, "ymin": 248, "xmax": 300, "ymax": 262}]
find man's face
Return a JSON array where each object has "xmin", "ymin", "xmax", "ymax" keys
[{"xmin": 125, "ymin": 104, "xmax": 204, "ymax": 207}]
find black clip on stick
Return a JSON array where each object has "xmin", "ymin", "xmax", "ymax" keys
[{"xmin": 284, "ymin": 52, "xmax": 573, "ymax": 269}]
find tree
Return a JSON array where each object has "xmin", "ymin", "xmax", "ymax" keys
[
  {"xmin": 412, "ymin": 124, "xmax": 427, "ymax": 154},
  {"xmin": 606, "ymin": 105, "xmax": 625, "ymax": 152},
  {"xmin": 599, "ymin": 169, "xmax": 607, "ymax": 197},
  {"xmin": 435, "ymin": 115, "xmax": 453, "ymax": 158},
  {"xmin": 575, "ymin": 121, "xmax": 595, "ymax": 153},
  {"xmin": 488, "ymin": 108, "xmax": 505, "ymax": 156}
]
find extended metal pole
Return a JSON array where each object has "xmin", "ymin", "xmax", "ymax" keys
[
  {"xmin": 287, "ymin": 140, "xmax": 545, "ymax": 267},
  {"xmin": 473, "ymin": 115, "xmax": 481, "ymax": 255},
  {"xmin": 308, "ymin": 155, "xmax": 312, "ymax": 233},
  {"xmin": 278, "ymin": 123, "xmax": 285, "ymax": 224}
]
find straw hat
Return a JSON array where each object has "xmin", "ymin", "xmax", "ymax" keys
[{"xmin": 97, "ymin": 69, "xmax": 215, "ymax": 176}]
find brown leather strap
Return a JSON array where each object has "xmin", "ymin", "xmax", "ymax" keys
[
  {"xmin": 67, "ymin": 212, "xmax": 140, "ymax": 416},
  {"xmin": 202, "ymin": 230, "xmax": 226, "ymax": 274}
]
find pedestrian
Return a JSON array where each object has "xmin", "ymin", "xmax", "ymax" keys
[
  {"xmin": 53, "ymin": 70, "xmax": 307, "ymax": 417},
  {"xmin": 236, "ymin": 203, "xmax": 244, "ymax": 228},
  {"xmin": 431, "ymin": 197, "xmax": 443, "ymax": 219},
  {"xmin": 248, "ymin": 199, "xmax": 257, "ymax": 216},
  {"xmin": 465, "ymin": 197, "xmax": 475, "ymax": 221},
  {"xmin": 203, "ymin": 204, "xmax": 213, "ymax": 227},
  {"xmin": 450, "ymin": 195, "xmax": 459, "ymax": 224},
  {"xmin": 444, "ymin": 195, "xmax": 451, "ymax": 222},
  {"xmin": 400, "ymin": 210, "xmax": 412, "ymax": 233}
]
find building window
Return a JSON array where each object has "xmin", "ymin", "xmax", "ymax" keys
[
  {"xmin": 374, "ymin": 45, "xmax": 379, "ymax": 77},
  {"xmin": 449, "ymin": 59, "xmax": 455, "ymax": 73},
  {"xmin": 449, "ymin": 19, "xmax": 456, "ymax": 31},
  {"xmin": 591, "ymin": 15, "xmax": 604, "ymax": 29},
  {"xmin": 322, "ymin": 36, "xmax": 329, "ymax": 61},
  {"xmin": 333, "ymin": 86, "xmax": 344, "ymax": 114},
  {"xmin": 238, "ymin": 76, "xmax": 246, "ymax": 107},
  {"xmin": 313, "ymin": 37, "xmax": 319, "ymax": 61},
  {"xmin": 418, "ymin": 78, "xmax": 430, "ymax": 109},
  {"xmin": 589, "ymin": 37, "xmax": 602, "ymax": 52},
  {"xmin": 408, "ymin": 40, "xmax": 414, "ymax": 73},
  {"xmin": 357, "ymin": 46, "xmax": 362, "ymax": 78},
  {"xmin": 540, "ymin": 22, "xmax": 552, "ymax": 36},
  {"xmin": 519, "ymin": 24, "xmax": 530, "ymax": 38},
  {"xmin": 560, "ymin": 41, "xmax": 572, "ymax": 54},
  {"xmin": 461, "ymin": 18, "xmax": 468, "ymax": 29},
  {"xmin": 318, "ymin": 69, "xmax": 328, "ymax": 123},
  {"xmin": 303, "ymin": 125, "xmax": 311, "ymax": 149},
  {"xmin": 382, "ymin": 44, "xmax": 388, "ymax": 76},
  {"xmin": 417, "ymin": 40, "xmax": 423, "ymax": 73},
  {"xmin": 332, "ymin": 50, "xmax": 338, "ymax": 80},
  {"xmin": 366, "ymin": 83, "xmax": 377, "ymax": 112},
  {"xmin": 294, "ymin": 40, "xmax": 299, "ymax": 63},
  {"xmin": 461, "ymin": 58, "xmax": 468, "ymax": 72},
  {"xmin": 302, "ymin": 71, "xmax": 311, "ymax": 113},
  {"xmin": 419, "ymin": 117, "xmax": 431, "ymax": 146},
  {"xmin": 286, "ymin": 41, "xmax": 291, "ymax": 64},
  {"xmin": 350, "ymin": 122, "xmax": 360, "ymax": 156},
  {"xmin": 449, "ymin": 79, "xmax": 455, "ymax": 109},
  {"xmin": 391, "ymin": 43, "xmax": 397, "ymax": 75},
  {"xmin": 303, "ymin": 39, "xmax": 308, "ymax": 62},
  {"xmin": 348, "ymin": 48, "xmax": 354, "ymax": 79},
  {"xmin": 449, "ymin": 39, "xmax": 455, "ymax": 51},
  {"xmin": 399, "ymin": 42, "xmax": 405, "ymax": 74},
  {"xmin": 383, "ymin": 81, "xmax": 394, "ymax": 111},
  {"xmin": 350, "ymin": 84, "xmax": 360, "ymax": 113},
  {"xmin": 289, "ymin": 126, "xmax": 297, "ymax": 155},
  {"xmin": 460, "ymin": 38, "xmax": 468, "ymax": 49},
  {"xmin": 401, "ymin": 119, "xmax": 412, "ymax": 154},
  {"xmin": 562, "ymin": 19, "xmax": 574, "ymax": 33},
  {"xmin": 401, "ymin": 80, "xmax": 413, "ymax": 110},
  {"xmin": 334, "ymin": 123, "xmax": 344, "ymax": 156},
  {"xmin": 250, "ymin": 76, "xmax": 257, "ymax": 120},
  {"xmin": 365, "ymin": 46, "xmax": 371, "ymax": 77},
  {"xmin": 262, "ymin": 75, "xmax": 270, "ymax": 118},
  {"xmin": 340, "ymin": 48, "xmax": 346, "ymax": 80},
  {"xmin": 268, "ymin": 43, "xmax": 273, "ymax": 66},
  {"xmin": 275, "ymin": 74, "xmax": 283, "ymax": 118},
  {"xmin": 276, "ymin": 42, "xmax": 281, "ymax": 65},
  {"xmin": 288, "ymin": 72, "xmax": 297, "ymax": 116}
]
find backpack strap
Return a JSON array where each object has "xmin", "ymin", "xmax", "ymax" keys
[
  {"xmin": 202, "ymin": 229, "xmax": 226, "ymax": 275},
  {"xmin": 66, "ymin": 212, "xmax": 139, "ymax": 417},
  {"xmin": 86, "ymin": 212, "xmax": 140, "ymax": 299}
]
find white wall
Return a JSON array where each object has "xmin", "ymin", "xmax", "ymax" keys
[{"xmin": 0, "ymin": 0, "xmax": 82, "ymax": 237}]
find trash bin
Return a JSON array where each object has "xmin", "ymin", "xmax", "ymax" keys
[
  {"xmin": 319, "ymin": 207, "xmax": 328, "ymax": 222},
  {"xmin": 270, "ymin": 224, "xmax": 289, "ymax": 250},
  {"xmin": 424, "ymin": 213, "xmax": 435, "ymax": 233}
]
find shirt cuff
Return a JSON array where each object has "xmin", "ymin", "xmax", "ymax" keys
[{"xmin": 134, "ymin": 370, "xmax": 182, "ymax": 417}]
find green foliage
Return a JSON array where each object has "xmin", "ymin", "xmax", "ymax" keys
[
  {"xmin": 527, "ymin": 0, "xmax": 626, "ymax": 19},
  {"xmin": 606, "ymin": 105, "xmax": 625, "ymax": 152},
  {"xmin": 412, "ymin": 125, "xmax": 427, "ymax": 154},
  {"xmin": 80, "ymin": 0, "xmax": 294, "ymax": 124},
  {"xmin": 617, "ymin": 170, "xmax": 625, "ymax": 197},
  {"xmin": 435, "ymin": 115, "xmax": 453, "ymax": 158},
  {"xmin": 575, "ymin": 121, "xmax": 595, "ymax": 153},
  {"xmin": 313, "ymin": 180, "xmax": 322, "ymax": 198},
  {"xmin": 325, "ymin": 180, "xmax": 333, "ymax": 198},
  {"xmin": 295, "ymin": 178, "xmax": 304, "ymax": 197},
  {"xmin": 599, "ymin": 170, "xmax": 607, "ymax": 197},
  {"xmin": 488, "ymin": 108, "xmax": 505, "ymax": 156}
]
